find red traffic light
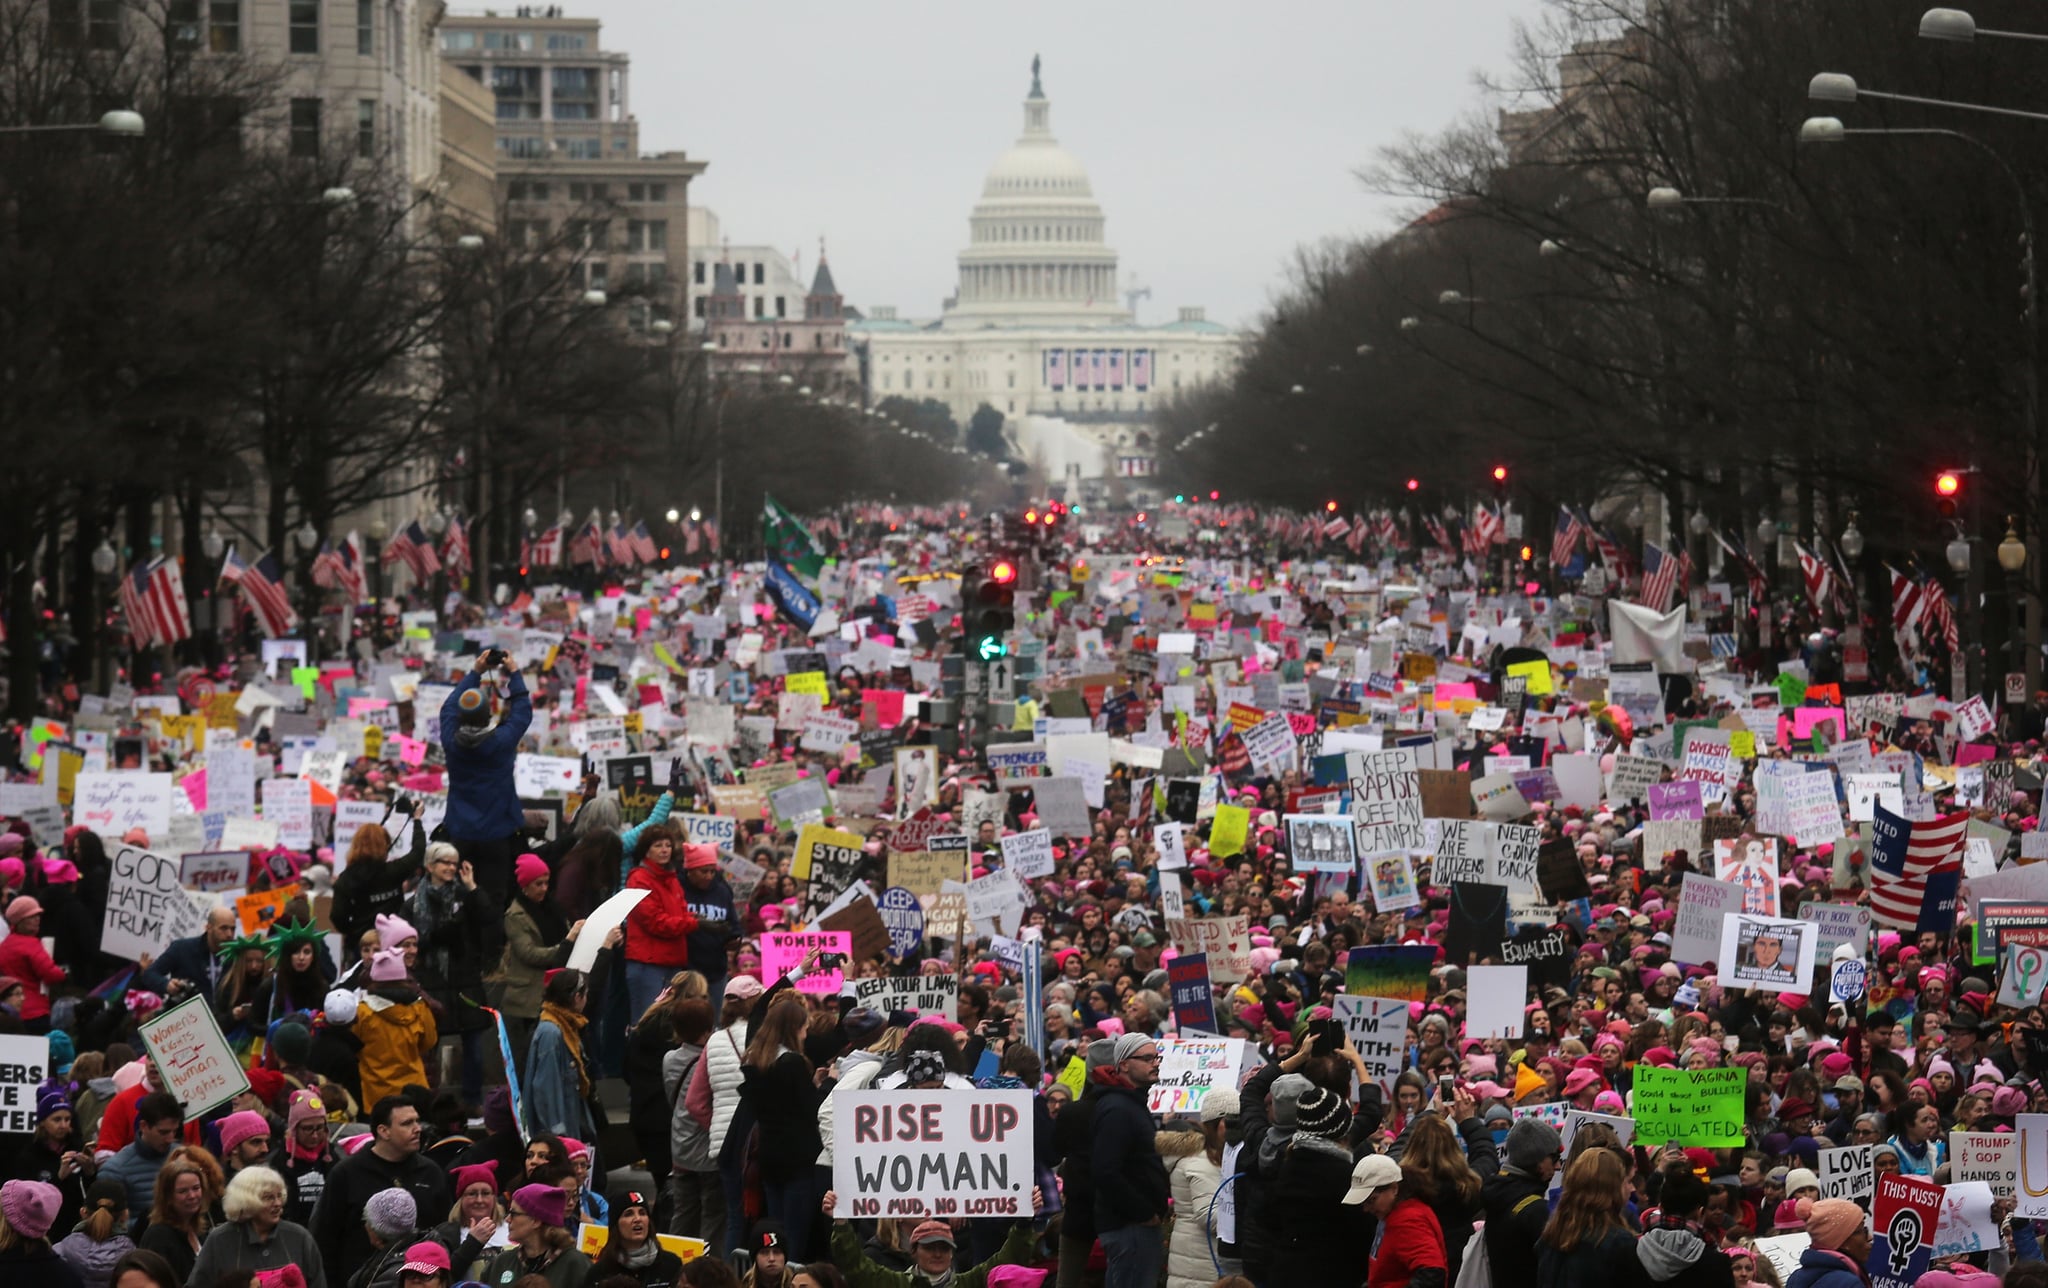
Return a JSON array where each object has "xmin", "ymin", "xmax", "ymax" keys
[
  {"xmin": 1491, "ymin": 465, "xmax": 1509, "ymax": 483},
  {"xmin": 1208, "ymin": 490, "xmax": 1220, "ymax": 501},
  {"xmin": 1406, "ymin": 478, "xmax": 1420, "ymax": 491},
  {"xmin": 1519, "ymin": 545, "xmax": 1534, "ymax": 562},
  {"xmin": 1024, "ymin": 509, "xmax": 1039, "ymax": 524},
  {"xmin": 1936, "ymin": 472, "xmax": 1961, "ymax": 497},
  {"xmin": 989, "ymin": 559, "xmax": 1018, "ymax": 585},
  {"xmin": 1325, "ymin": 500, "xmax": 1339, "ymax": 513}
]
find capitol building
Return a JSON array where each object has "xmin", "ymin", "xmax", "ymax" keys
[{"xmin": 851, "ymin": 59, "xmax": 1239, "ymax": 493}]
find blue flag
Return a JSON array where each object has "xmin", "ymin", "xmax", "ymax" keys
[{"xmin": 765, "ymin": 559, "xmax": 820, "ymax": 630}]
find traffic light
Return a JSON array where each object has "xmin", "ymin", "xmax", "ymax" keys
[
  {"xmin": 965, "ymin": 556, "xmax": 1017, "ymax": 661},
  {"xmin": 1518, "ymin": 544, "xmax": 1534, "ymax": 563},
  {"xmin": 1325, "ymin": 500, "xmax": 1339, "ymax": 513},
  {"xmin": 1491, "ymin": 465, "xmax": 1509, "ymax": 500},
  {"xmin": 1936, "ymin": 470, "xmax": 1962, "ymax": 519},
  {"xmin": 1406, "ymin": 478, "xmax": 1421, "ymax": 492}
]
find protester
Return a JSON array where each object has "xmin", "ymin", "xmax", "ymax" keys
[
  {"xmin": 51, "ymin": 1179, "xmax": 132, "ymax": 1288},
  {"xmin": 582, "ymin": 1189, "xmax": 680, "ymax": 1288},
  {"xmin": 408, "ymin": 843, "xmax": 498, "ymax": 1104},
  {"xmin": 309, "ymin": 1099, "xmax": 451, "ymax": 1277},
  {"xmin": 432, "ymin": 1162, "xmax": 502, "ymax": 1282},
  {"xmin": 621, "ymin": 826, "xmax": 697, "ymax": 1022},
  {"xmin": 1159, "ymin": 1088, "xmax": 1235, "ymax": 1288},
  {"xmin": 500, "ymin": 857, "xmax": 588, "ymax": 1076},
  {"xmin": 1537, "ymin": 1150, "xmax": 1641, "ymax": 1288},
  {"xmin": 525, "ymin": 971, "xmax": 600, "ymax": 1148},
  {"xmin": 136, "ymin": 1147, "xmax": 222, "ymax": 1285},
  {"xmin": 820, "ymin": 1190, "xmax": 1038, "ymax": 1288},
  {"xmin": 355, "ymin": 947, "xmax": 438, "ymax": 1110},
  {"xmin": 99, "ymin": 1095, "xmax": 182, "ymax": 1219},
  {"xmin": 440, "ymin": 648, "xmax": 533, "ymax": 906},
  {"xmin": 0, "ymin": 1179, "xmax": 81, "ymax": 1288},
  {"xmin": 1090, "ymin": 1034, "xmax": 1167, "ymax": 1288},
  {"xmin": 187, "ymin": 1167, "xmax": 327, "ymax": 1288},
  {"xmin": 478, "ymin": 1184, "xmax": 589, "ymax": 1288}
]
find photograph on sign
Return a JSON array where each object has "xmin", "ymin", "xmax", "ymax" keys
[{"xmin": 1718, "ymin": 914, "xmax": 1817, "ymax": 991}]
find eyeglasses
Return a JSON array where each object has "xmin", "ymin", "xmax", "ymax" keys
[{"xmin": 1129, "ymin": 1052, "xmax": 1161, "ymax": 1063}]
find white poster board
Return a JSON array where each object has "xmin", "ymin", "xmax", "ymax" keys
[
  {"xmin": 0, "ymin": 1035, "xmax": 48, "ymax": 1133},
  {"xmin": 1465, "ymin": 965, "xmax": 1528, "ymax": 1039},
  {"xmin": 1332, "ymin": 995, "xmax": 1409, "ymax": 1097},
  {"xmin": 137, "ymin": 995, "xmax": 250, "ymax": 1117},
  {"xmin": 567, "ymin": 887, "xmax": 649, "ymax": 972},
  {"xmin": 1145, "ymin": 1037, "xmax": 1249, "ymax": 1116},
  {"xmin": 830, "ymin": 1089, "xmax": 1034, "ymax": 1219},
  {"xmin": 75, "ymin": 772, "xmax": 173, "ymax": 842},
  {"xmin": 104, "ymin": 845, "xmax": 211, "ymax": 962}
]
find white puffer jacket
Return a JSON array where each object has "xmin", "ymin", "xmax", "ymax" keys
[
  {"xmin": 817, "ymin": 1048, "xmax": 886, "ymax": 1166},
  {"xmin": 1162, "ymin": 1130, "xmax": 1234, "ymax": 1288},
  {"xmin": 706, "ymin": 1018, "xmax": 751, "ymax": 1159}
]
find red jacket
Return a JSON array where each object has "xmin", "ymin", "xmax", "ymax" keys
[
  {"xmin": 0, "ymin": 931, "xmax": 67, "ymax": 1020},
  {"xmin": 625, "ymin": 862, "xmax": 700, "ymax": 968},
  {"xmin": 1367, "ymin": 1197, "xmax": 1447, "ymax": 1288}
]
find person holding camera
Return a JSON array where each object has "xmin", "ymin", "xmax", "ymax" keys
[{"xmin": 439, "ymin": 647, "xmax": 533, "ymax": 907}]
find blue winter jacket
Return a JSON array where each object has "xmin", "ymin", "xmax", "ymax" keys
[
  {"xmin": 1783, "ymin": 1248, "xmax": 1869, "ymax": 1288},
  {"xmin": 439, "ymin": 670, "xmax": 532, "ymax": 840}
]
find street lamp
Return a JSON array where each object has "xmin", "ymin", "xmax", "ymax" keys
[
  {"xmin": 580, "ymin": 289, "xmax": 607, "ymax": 308},
  {"xmin": 1948, "ymin": 532, "xmax": 1973, "ymax": 572},
  {"xmin": 2001, "ymin": 516, "xmax": 2030, "ymax": 701},
  {"xmin": 1289, "ymin": 384, "xmax": 1306, "ymax": 395},
  {"xmin": 1539, "ymin": 239, "xmax": 1567, "ymax": 257},
  {"xmin": 522, "ymin": 506, "xmax": 538, "ymax": 530},
  {"xmin": 778, "ymin": 374, "xmax": 793, "ymax": 387},
  {"xmin": 1921, "ymin": 8, "xmax": 2048, "ymax": 43},
  {"xmin": 424, "ymin": 510, "xmax": 447, "ymax": 535},
  {"xmin": 1756, "ymin": 516, "xmax": 1778, "ymax": 546},
  {"xmin": 1400, "ymin": 316, "xmax": 1422, "ymax": 331},
  {"xmin": 321, "ymin": 187, "xmax": 356, "ymax": 208},
  {"xmin": 296, "ymin": 520, "xmax": 318, "ymax": 548},
  {"xmin": 0, "ymin": 109, "xmax": 144, "ymax": 137},
  {"xmin": 1689, "ymin": 511, "xmax": 1711, "ymax": 536},
  {"xmin": 650, "ymin": 318, "xmax": 675, "ymax": 335},
  {"xmin": 688, "ymin": 507, "xmax": 702, "ymax": 523},
  {"xmin": 1809, "ymin": 70, "xmax": 2048, "ymax": 124},
  {"xmin": 91, "ymin": 541, "xmax": 117, "ymax": 576},
  {"xmin": 2000, "ymin": 519, "xmax": 2027, "ymax": 571},
  {"xmin": 665, "ymin": 508, "xmax": 680, "ymax": 524},
  {"xmin": 201, "ymin": 530, "xmax": 225, "ymax": 561},
  {"xmin": 1647, "ymin": 184, "xmax": 1784, "ymax": 212},
  {"xmin": 1839, "ymin": 514, "xmax": 1865, "ymax": 560},
  {"xmin": 455, "ymin": 234, "xmax": 486, "ymax": 253}
]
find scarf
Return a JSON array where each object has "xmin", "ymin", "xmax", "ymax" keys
[
  {"xmin": 542, "ymin": 1001, "xmax": 593, "ymax": 1099},
  {"xmin": 918, "ymin": 1269, "xmax": 955, "ymax": 1288},
  {"xmin": 518, "ymin": 891, "xmax": 569, "ymax": 947},
  {"xmin": 619, "ymin": 1239, "xmax": 660, "ymax": 1269}
]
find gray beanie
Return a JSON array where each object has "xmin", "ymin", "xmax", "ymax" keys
[
  {"xmin": 364, "ymin": 1187, "xmax": 417, "ymax": 1240},
  {"xmin": 1504, "ymin": 1118, "xmax": 1563, "ymax": 1173},
  {"xmin": 1271, "ymin": 1073, "xmax": 1314, "ymax": 1130},
  {"xmin": 1085, "ymin": 1038, "xmax": 1118, "ymax": 1070},
  {"xmin": 1113, "ymin": 1033, "xmax": 1153, "ymax": 1063}
]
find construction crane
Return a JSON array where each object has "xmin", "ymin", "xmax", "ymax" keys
[{"xmin": 1123, "ymin": 273, "xmax": 1151, "ymax": 320}]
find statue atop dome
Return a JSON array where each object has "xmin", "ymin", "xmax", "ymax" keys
[{"xmin": 1029, "ymin": 54, "xmax": 1043, "ymax": 99}]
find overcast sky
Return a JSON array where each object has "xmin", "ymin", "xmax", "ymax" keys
[{"xmin": 577, "ymin": 0, "xmax": 1549, "ymax": 329}]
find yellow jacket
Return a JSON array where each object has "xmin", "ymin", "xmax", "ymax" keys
[{"xmin": 354, "ymin": 991, "xmax": 439, "ymax": 1109}]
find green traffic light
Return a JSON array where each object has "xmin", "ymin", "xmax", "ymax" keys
[
  {"xmin": 1175, "ymin": 494, "xmax": 1185, "ymax": 503},
  {"xmin": 975, "ymin": 636, "xmax": 1008, "ymax": 661}
]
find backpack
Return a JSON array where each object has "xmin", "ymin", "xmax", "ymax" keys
[{"xmin": 1460, "ymin": 1194, "xmax": 1545, "ymax": 1288}]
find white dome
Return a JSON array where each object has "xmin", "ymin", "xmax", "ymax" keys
[{"xmin": 981, "ymin": 141, "xmax": 1095, "ymax": 199}]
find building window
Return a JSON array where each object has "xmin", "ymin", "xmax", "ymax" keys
[
  {"xmin": 491, "ymin": 66, "xmax": 541, "ymax": 119},
  {"xmin": 784, "ymin": 332, "xmax": 793, "ymax": 347},
  {"xmin": 440, "ymin": 29, "xmax": 475, "ymax": 49},
  {"xmin": 356, "ymin": 99, "xmax": 374, "ymax": 157},
  {"xmin": 693, "ymin": 297, "xmax": 707, "ymax": 318},
  {"xmin": 545, "ymin": 32, "xmax": 585, "ymax": 49},
  {"xmin": 563, "ymin": 137, "xmax": 602, "ymax": 159},
  {"xmin": 288, "ymin": 0, "xmax": 317, "ymax": 52},
  {"xmin": 496, "ymin": 136, "xmax": 544, "ymax": 159},
  {"xmin": 551, "ymin": 67, "xmax": 598, "ymax": 119},
  {"xmin": 693, "ymin": 261, "xmax": 705, "ymax": 285},
  {"xmin": 87, "ymin": 0, "xmax": 118, "ymax": 47},
  {"xmin": 753, "ymin": 264, "xmax": 764, "ymax": 285},
  {"xmin": 355, "ymin": 0, "xmax": 370, "ymax": 54},
  {"xmin": 587, "ymin": 262, "xmax": 607, "ymax": 290},
  {"xmin": 626, "ymin": 219, "xmax": 666, "ymax": 252},
  {"xmin": 753, "ymin": 297, "xmax": 764, "ymax": 319},
  {"xmin": 774, "ymin": 296, "xmax": 785, "ymax": 318},
  {"xmin": 483, "ymin": 30, "xmax": 532, "ymax": 49},
  {"xmin": 168, "ymin": 0, "xmax": 199, "ymax": 45},
  {"xmin": 289, "ymin": 98, "xmax": 320, "ymax": 157}
]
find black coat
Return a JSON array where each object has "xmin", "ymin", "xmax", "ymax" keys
[
  {"xmin": 330, "ymin": 824, "xmax": 425, "ymax": 949},
  {"xmin": 1089, "ymin": 1081, "xmax": 1167, "ymax": 1234},
  {"xmin": 307, "ymin": 1146, "xmax": 452, "ymax": 1282},
  {"xmin": 1051, "ymin": 1081, "xmax": 1104, "ymax": 1243},
  {"xmin": 737, "ymin": 1052, "xmax": 822, "ymax": 1185},
  {"xmin": 1269, "ymin": 1135, "xmax": 1373, "ymax": 1288},
  {"xmin": 1230, "ymin": 1061, "xmax": 1286, "ymax": 1276},
  {"xmin": 1482, "ymin": 1167, "xmax": 1553, "ymax": 1277}
]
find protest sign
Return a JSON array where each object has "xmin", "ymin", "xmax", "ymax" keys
[
  {"xmin": 74, "ymin": 771, "xmax": 173, "ymax": 841},
  {"xmin": 1332, "ymin": 994, "xmax": 1409, "ymax": 1096},
  {"xmin": 830, "ymin": 1089, "xmax": 1034, "ymax": 1219},
  {"xmin": 1932, "ymin": 1181, "xmax": 2001, "ymax": 1257},
  {"xmin": 847, "ymin": 974, "xmax": 957, "ymax": 1016},
  {"xmin": 999, "ymin": 829, "xmax": 1055, "ymax": 879},
  {"xmin": 1751, "ymin": 1235, "xmax": 1808, "ymax": 1285},
  {"xmin": 260, "ymin": 776, "xmax": 314, "ymax": 850},
  {"xmin": 1799, "ymin": 902, "xmax": 1870, "ymax": 967},
  {"xmin": 1869, "ymin": 1171, "xmax": 1943, "ymax": 1288},
  {"xmin": 965, "ymin": 868, "xmax": 1027, "ymax": 935},
  {"xmin": 1950, "ymin": 1130, "xmax": 2015, "ymax": 1199},
  {"xmin": 0, "ymin": 1036, "xmax": 46, "ymax": 1133},
  {"xmin": 1365, "ymin": 852, "xmax": 1422, "ymax": 913},
  {"xmin": 1426, "ymin": 819, "xmax": 1489, "ymax": 886},
  {"xmin": 1719, "ymin": 914, "xmax": 1817, "ymax": 992},
  {"xmin": 1349, "ymin": 747, "xmax": 1423, "ymax": 856},
  {"xmin": 1146, "ymin": 1037, "xmax": 1248, "ymax": 1115},
  {"xmin": 1167, "ymin": 954, "xmax": 1217, "ymax": 1033},
  {"xmin": 1630, "ymin": 1066, "xmax": 1746, "ymax": 1146},
  {"xmin": 1286, "ymin": 814, "xmax": 1357, "ymax": 873},
  {"xmin": 1816, "ymin": 1144, "xmax": 1873, "ymax": 1202},
  {"xmin": 1464, "ymin": 965, "xmax": 1526, "ymax": 1040},
  {"xmin": 678, "ymin": 813, "xmax": 739, "ymax": 849},
  {"xmin": 105, "ymin": 845, "xmax": 210, "ymax": 962},
  {"xmin": 876, "ymin": 887, "xmax": 924, "ymax": 958},
  {"xmin": 794, "ymin": 824, "xmax": 865, "ymax": 882},
  {"xmin": 764, "ymin": 930, "xmax": 851, "ymax": 995},
  {"xmin": 1344, "ymin": 945, "xmax": 1435, "ymax": 1001},
  {"xmin": 1671, "ymin": 873, "xmax": 1743, "ymax": 967},
  {"xmin": 1715, "ymin": 835, "xmax": 1782, "ymax": 917},
  {"xmin": 179, "ymin": 851, "xmax": 248, "ymax": 894},
  {"xmin": 1168, "ymin": 916, "xmax": 1250, "ymax": 982},
  {"xmin": 569, "ymin": 888, "xmax": 648, "ymax": 972},
  {"xmin": 1488, "ymin": 823, "xmax": 1540, "ymax": 893},
  {"xmin": 137, "ymin": 996, "xmax": 249, "ymax": 1117}
]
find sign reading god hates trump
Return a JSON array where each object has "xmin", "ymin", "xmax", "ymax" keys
[{"xmin": 831, "ymin": 1089, "xmax": 1034, "ymax": 1219}]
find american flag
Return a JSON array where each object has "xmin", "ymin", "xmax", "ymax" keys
[
  {"xmin": 440, "ymin": 515, "xmax": 471, "ymax": 578},
  {"xmin": 568, "ymin": 516, "xmax": 603, "ymax": 566},
  {"xmin": 523, "ymin": 525, "xmax": 564, "ymax": 568},
  {"xmin": 1868, "ymin": 803, "xmax": 1967, "ymax": 931},
  {"xmin": 605, "ymin": 523, "xmax": 637, "ymax": 567},
  {"xmin": 1472, "ymin": 503, "xmax": 1505, "ymax": 548},
  {"xmin": 1921, "ymin": 578, "xmax": 1961, "ymax": 656},
  {"xmin": 118, "ymin": 556, "xmax": 191, "ymax": 649},
  {"xmin": 1551, "ymin": 506, "xmax": 1585, "ymax": 567},
  {"xmin": 1715, "ymin": 531, "xmax": 1771, "ymax": 605},
  {"xmin": 311, "ymin": 532, "xmax": 366, "ymax": 603},
  {"xmin": 1590, "ymin": 521, "xmax": 1629, "ymax": 575},
  {"xmin": 219, "ymin": 545, "xmax": 298, "ymax": 638},
  {"xmin": 1887, "ymin": 565, "xmax": 1925, "ymax": 636},
  {"xmin": 1321, "ymin": 514, "xmax": 1351, "ymax": 541},
  {"xmin": 1639, "ymin": 542, "xmax": 1688, "ymax": 611},
  {"xmin": 629, "ymin": 520, "xmax": 658, "ymax": 563},
  {"xmin": 1373, "ymin": 511, "xmax": 1399, "ymax": 547},
  {"xmin": 682, "ymin": 520, "xmax": 700, "ymax": 556},
  {"xmin": 1794, "ymin": 542, "xmax": 1835, "ymax": 612},
  {"xmin": 1345, "ymin": 518, "xmax": 1367, "ymax": 555},
  {"xmin": 702, "ymin": 517, "xmax": 720, "ymax": 552},
  {"xmin": 382, "ymin": 520, "xmax": 442, "ymax": 584},
  {"xmin": 1423, "ymin": 515, "xmax": 1456, "ymax": 555}
]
